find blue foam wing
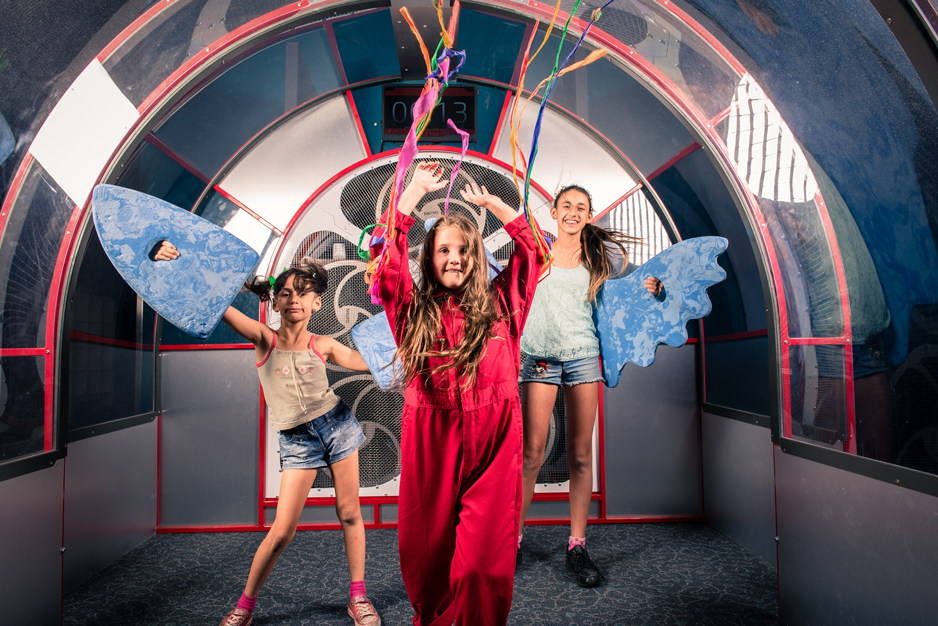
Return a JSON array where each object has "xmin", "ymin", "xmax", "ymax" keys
[
  {"xmin": 595, "ymin": 236, "xmax": 728, "ymax": 387},
  {"xmin": 92, "ymin": 184, "xmax": 260, "ymax": 338},
  {"xmin": 352, "ymin": 220, "xmax": 505, "ymax": 390},
  {"xmin": 0, "ymin": 112, "xmax": 14, "ymax": 167},
  {"xmin": 350, "ymin": 312, "xmax": 401, "ymax": 390}
]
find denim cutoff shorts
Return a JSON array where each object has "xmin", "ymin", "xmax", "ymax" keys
[
  {"xmin": 278, "ymin": 400, "xmax": 366, "ymax": 470},
  {"xmin": 520, "ymin": 354, "xmax": 604, "ymax": 386}
]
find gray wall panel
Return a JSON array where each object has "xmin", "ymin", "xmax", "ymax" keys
[
  {"xmin": 775, "ymin": 448, "xmax": 938, "ymax": 626},
  {"xmin": 0, "ymin": 462, "xmax": 64, "ymax": 626},
  {"xmin": 602, "ymin": 345, "xmax": 702, "ymax": 516},
  {"xmin": 524, "ymin": 499, "xmax": 600, "ymax": 520},
  {"xmin": 63, "ymin": 420, "xmax": 157, "ymax": 592},
  {"xmin": 160, "ymin": 350, "xmax": 259, "ymax": 526},
  {"xmin": 701, "ymin": 411, "xmax": 776, "ymax": 568}
]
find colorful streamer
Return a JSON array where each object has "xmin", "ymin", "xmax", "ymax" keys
[
  {"xmin": 444, "ymin": 119, "xmax": 470, "ymax": 216},
  {"xmin": 506, "ymin": 0, "xmax": 615, "ymax": 276}
]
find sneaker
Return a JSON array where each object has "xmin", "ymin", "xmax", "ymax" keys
[
  {"xmin": 348, "ymin": 594, "xmax": 381, "ymax": 626},
  {"xmin": 565, "ymin": 545, "xmax": 604, "ymax": 588},
  {"xmin": 218, "ymin": 607, "xmax": 253, "ymax": 626}
]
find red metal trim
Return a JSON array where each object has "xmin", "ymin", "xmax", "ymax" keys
[
  {"xmin": 592, "ymin": 182, "xmax": 643, "ymax": 223},
  {"xmin": 700, "ymin": 319, "xmax": 707, "ymax": 404},
  {"xmin": 786, "ymin": 337, "xmax": 850, "ymax": 346},
  {"xmin": 488, "ymin": 91, "xmax": 514, "ymax": 157},
  {"xmin": 647, "ymin": 142, "xmax": 701, "ymax": 181},
  {"xmin": 263, "ymin": 495, "xmax": 401, "ymax": 507},
  {"xmin": 325, "ymin": 21, "xmax": 349, "ymax": 86},
  {"xmin": 510, "ymin": 24, "xmax": 537, "ymax": 87},
  {"xmin": 0, "ymin": 348, "xmax": 48, "ymax": 357},
  {"xmin": 0, "ymin": 154, "xmax": 34, "ymax": 236},
  {"xmin": 596, "ymin": 356, "xmax": 607, "ymax": 519},
  {"xmin": 212, "ymin": 185, "xmax": 283, "ymax": 236},
  {"xmin": 159, "ymin": 343, "xmax": 252, "ymax": 351},
  {"xmin": 69, "ymin": 330, "xmax": 154, "ymax": 351},
  {"xmin": 156, "ymin": 413, "xmax": 162, "ymax": 527},
  {"xmin": 137, "ymin": 1, "xmax": 315, "ymax": 114},
  {"xmin": 145, "ymin": 133, "xmax": 210, "ymax": 185},
  {"xmin": 345, "ymin": 91, "xmax": 372, "ymax": 157},
  {"xmin": 45, "ymin": 204, "xmax": 82, "ymax": 449},
  {"xmin": 705, "ymin": 329, "xmax": 769, "ymax": 343},
  {"xmin": 812, "ymin": 190, "xmax": 854, "ymax": 453},
  {"xmin": 685, "ymin": 338, "xmax": 699, "ymax": 344},
  {"xmin": 158, "ymin": 525, "xmax": 267, "ymax": 534},
  {"xmin": 97, "ymin": 0, "xmax": 185, "ymax": 62},
  {"xmin": 710, "ymin": 105, "xmax": 732, "ymax": 128}
]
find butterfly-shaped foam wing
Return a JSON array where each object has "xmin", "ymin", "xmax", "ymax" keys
[
  {"xmin": 92, "ymin": 184, "xmax": 260, "ymax": 339},
  {"xmin": 594, "ymin": 236, "xmax": 728, "ymax": 387}
]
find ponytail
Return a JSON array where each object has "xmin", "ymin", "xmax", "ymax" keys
[{"xmin": 244, "ymin": 256, "xmax": 328, "ymax": 302}]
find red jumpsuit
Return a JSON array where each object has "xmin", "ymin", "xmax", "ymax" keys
[{"xmin": 377, "ymin": 211, "xmax": 542, "ymax": 626}]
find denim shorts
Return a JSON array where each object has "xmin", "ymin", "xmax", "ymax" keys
[
  {"xmin": 277, "ymin": 400, "xmax": 366, "ymax": 470},
  {"xmin": 520, "ymin": 354, "xmax": 604, "ymax": 386}
]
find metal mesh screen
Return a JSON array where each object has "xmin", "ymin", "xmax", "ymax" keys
[{"xmin": 288, "ymin": 159, "xmax": 574, "ymax": 488}]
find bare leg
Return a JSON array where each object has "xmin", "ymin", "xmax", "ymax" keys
[
  {"xmin": 520, "ymin": 382, "xmax": 559, "ymax": 533},
  {"xmin": 330, "ymin": 450, "xmax": 366, "ymax": 581},
  {"xmin": 564, "ymin": 382, "xmax": 599, "ymax": 538},
  {"xmin": 243, "ymin": 468, "xmax": 318, "ymax": 596}
]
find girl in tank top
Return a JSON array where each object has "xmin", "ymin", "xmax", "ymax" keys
[{"xmin": 153, "ymin": 245, "xmax": 380, "ymax": 626}]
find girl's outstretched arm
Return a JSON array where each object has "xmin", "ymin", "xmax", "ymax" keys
[
  {"xmin": 396, "ymin": 161, "xmax": 447, "ymax": 216},
  {"xmin": 314, "ymin": 336, "xmax": 369, "ymax": 371}
]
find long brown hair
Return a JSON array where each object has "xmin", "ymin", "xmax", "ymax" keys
[
  {"xmin": 555, "ymin": 185, "xmax": 642, "ymax": 302},
  {"xmin": 395, "ymin": 215, "xmax": 504, "ymax": 389}
]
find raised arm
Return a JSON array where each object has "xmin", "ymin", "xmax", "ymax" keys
[
  {"xmin": 374, "ymin": 162, "xmax": 446, "ymax": 344},
  {"xmin": 459, "ymin": 184, "xmax": 542, "ymax": 337}
]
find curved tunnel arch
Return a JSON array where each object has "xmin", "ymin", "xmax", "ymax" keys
[{"xmin": 2, "ymin": 1, "xmax": 938, "ymax": 622}]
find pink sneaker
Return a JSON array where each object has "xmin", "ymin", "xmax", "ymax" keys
[
  {"xmin": 218, "ymin": 607, "xmax": 253, "ymax": 626},
  {"xmin": 347, "ymin": 594, "xmax": 381, "ymax": 626}
]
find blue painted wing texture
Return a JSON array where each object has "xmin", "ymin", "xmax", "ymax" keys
[
  {"xmin": 594, "ymin": 237, "xmax": 728, "ymax": 387},
  {"xmin": 92, "ymin": 184, "xmax": 260, "ymax": 338},
  {"xmin": 350, "ymin": 312, "xmax": 402, "ymax": 391},
  {"xmin": 0, "ymin": 112, "xmax": 14, "ymax": 166}
]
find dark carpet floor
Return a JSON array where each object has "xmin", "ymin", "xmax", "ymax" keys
[{"xmin": 63, "ymin": 523, "xmax": 778, "ymax": 626}]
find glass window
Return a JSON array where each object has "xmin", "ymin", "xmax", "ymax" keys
[
  {"xmin": 0, "ymin": 356, "xmax": 45, "ymax": 461},
  {"xmin": 118, "ymin": 140, "xmax": 207, "ymax": 211},
  {"xmin": 67, "ymin": 234, "xmax": 156, "ymax": 430},
  {"xmin": 332, "ymin": 10, "xmax": 400, "ymax": 84},
  {"xmin": 152, "ymin": 26, "xmax": 341, "ymax": 178},
  {"xmin": 0, "ymin": 162, "xmax": 74, "ymax": 349},
  {"xmin": 458, "ymin": 9, "xmax": 527, "ymax": 85}
]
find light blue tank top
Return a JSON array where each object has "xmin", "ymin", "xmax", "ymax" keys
[{"xmin": 521, "ymin": 264, "xmax": 600, "ymax": 361}]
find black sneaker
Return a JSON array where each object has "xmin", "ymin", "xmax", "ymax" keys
[{"xmin": 565, "ymin": 545, "xmax": 603, "ymax": 587}]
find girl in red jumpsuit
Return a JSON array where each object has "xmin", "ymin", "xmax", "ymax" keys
[{"xmin": 375, "ymin": 163, "xmax": 544, "ymax": 625}]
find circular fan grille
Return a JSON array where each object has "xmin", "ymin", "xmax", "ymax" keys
[{"xmin": 283, "ymin": 157, "xmax": 569, "ymax": 488}]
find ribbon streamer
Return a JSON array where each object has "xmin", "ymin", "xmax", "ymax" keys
[{"xmin": 444, "ymin": 119, "xmax": 470, "ymax": 215}]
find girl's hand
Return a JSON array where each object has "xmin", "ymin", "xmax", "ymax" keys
[
  {"xmin": 645, "ymin": 276, "xmax": 663, "ymax": 296},
  {"xmin": 153, "ymin": 241, "xmax": 179, "ymax": 261},
  {"xmin": 460, "ymin": 182, "xmax": 519, "ymax": 224},
  {"xmin": 398, "ymin": 161, "xmax": 447, "ymax": 216}
]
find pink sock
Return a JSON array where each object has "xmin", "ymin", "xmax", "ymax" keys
[
  {"xmin": 349, "ymin": 580, "xmax": 367, "ymax": 600},
  {"xmin": 568, "ymin": 536, "xmax": 586, "ymax": 551},
  {"xmin": 518, "ymin": 533, "xmax": 523, "ymax": 549},
  {"xmin": 236, "ymin": 593, "xmax": 257, "ymax": 612}
]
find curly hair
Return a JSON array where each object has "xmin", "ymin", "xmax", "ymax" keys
[
  {"xmin": 244, "ymin": 257, "xmax": 328, "ymax": 302},
  {"xmin": 395, "ymin": 214, "xmax": 506, "ymax": 390},
  {"xmin": 554, "ymin": 185, "xmax": 642, "ymax": 302}
]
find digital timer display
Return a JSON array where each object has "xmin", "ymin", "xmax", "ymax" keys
[{"xmin": 382, "ymin": 84, "xmax": 477, "ymax": 143}]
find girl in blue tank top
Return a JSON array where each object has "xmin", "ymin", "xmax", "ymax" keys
[{"xmin": 517, "ymin": 185, "xmax": 662, "ymax": 588}]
